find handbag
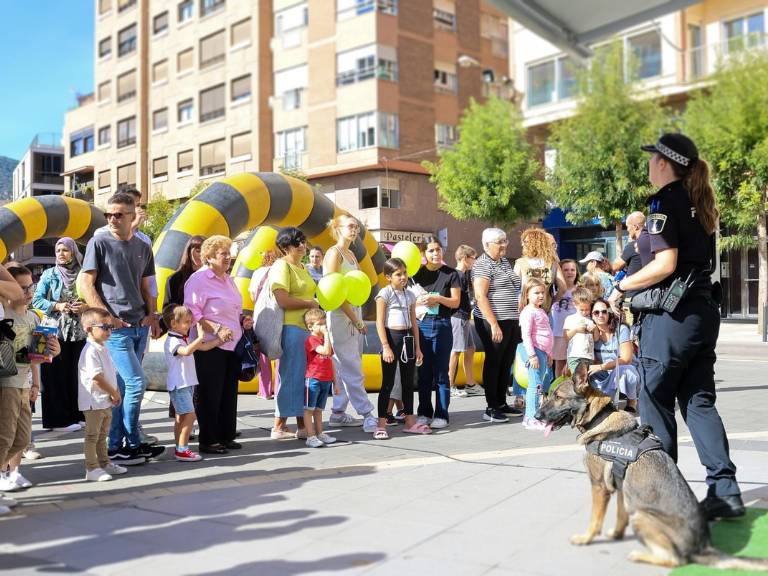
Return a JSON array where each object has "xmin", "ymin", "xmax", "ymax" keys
[
  {"xmin": 252, "ymin": 268, "xmax": 284, "ymax": 359},
  {"xmin": 234, "ymin": 328, "xmax": 260, "ymax": 381},
  {"xmin": 0, "ymin": 319, "xmax": 19, "ymax": 378}
]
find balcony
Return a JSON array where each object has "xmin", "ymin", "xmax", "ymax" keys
[{"xmin": 684, "ymin": 33, "xmax": 767, "ymax": 83}]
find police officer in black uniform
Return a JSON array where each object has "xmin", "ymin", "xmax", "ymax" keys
[{"xmin": 610, "ymin": 133, "xmax": 745, "ymax": 520}]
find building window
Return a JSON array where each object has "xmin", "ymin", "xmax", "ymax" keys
[
  {"xmin": 178, "ymin": 149, "xmax": 193, "ymax": 173},
  {"xmin": 178, "ymin": 98, "xmax": 194, "ymax": 124},
  {"xmin": 118, "ymin": 0, "xmax": 136, "ymax": 12},
  {"xmin": 153, "ymin": 108, "xmax": 168, "ymax": 131},
  {"xmin": 98, "ymin": 170, "xmax": 111, "ymax": 191},
  {"xmin": 231, "ymin": 132, "xmax": 251, "ymax": 158},
  {"xmin": 200, "ymin": 84, "xmax": 225, "ymax": 122},
  {"xmin": 153, "ymin": 156, "xmax": 168, "ymax": 178},
  {"xmin": 117, "ymin": 69, "xmax": 136, "ymax": 103},
  {"xmin": 177, "ymin": 48, "xmax": 193, "ymax": 74},
  {"xmin": 98, "ymin": 80, "xmax": 111, "ymax": 102},
  {"xmin": 118, "ymin": 24, "xmax": 137, "ymax": 57},
  {"xmin": 99, "ymin": 0, "xmax": 111, "ymax": 15},
  {"xmin": 153, "ymin": 11, "xmax": 169, "ymax": 35},
  {"xmin": 231, "ymin": 74, "xmax": 251, "ymax": 103},
  {"xmin": 433, "ymin": 7, "xmax": 456, "ymax": 31},
  {"xmin": 724, "ymin": 12, "xmax": 765, "ymax": 53},
  {"xmin": 337, "ymin": 112, "xmax": 399, "ymax": 152},
  {"xmin": 360, "ymin": 186, "xmax": 378, "ymax": 209},
  {"xmin": 379, "ymin": 0, "xmax": 397, "ymax": 15},
  {"xmin": 626, "ymin": 30, "xmax": 662, "ymax": 79},
  {"xmin": 275, "ymin": 2, "xmax": 308, "ymax": 48},
  {"xmin": 337, "ymin": 45, "xmax": 399, "ymax": 85},
  {"xmin": 434, "ymin": 68, "xmax": 457, "ymax": 93},
  {"xmin": 98, "ymin": 37, "xmax": 111, "ymax": 58},
  {"xmin": 526, "ymin": 56, "xmax": 577, "ymax": 107},
  {"xmin": 117, "ymin": 116, "xmax": 136, "ymax": 148},
  {"xmin": 275, "ymin": 64, "xmax": 307, "ymax": 110},
  {"xmin": 200, "ymin": 139, "xmax": 226, "ymax": 176},
  {"xmin": 435, "ymin": 124, "xmax": 457, "ymax": 148},
  {"xmin": 337, "ymin": 0, "xmax": 397, "ymax": 20},
  {"xmin": 275, "ymin": 127, "xmax": 307, "ymax": 169},
  {"xmin": 360, "ymin": 185, "xmax": 400, "ymax": 209},
  {"xmin": 200, "ymin": 29, "xmax": 225, "ymax": 68},
  {"xmin": 33, "ymin": 155, "xmax": 63, "ymax": 186},
  {"xmin": 152, "ymin": 59, "xmax": 168, "ymax": 84},
  {"xmin": 117, "ymin": 163, "xmax": 136, "ymax": 190},
  {"xmin": 201, "ymin": 0, "xmax": 225, "ymax": 18},
  {"xmin": 231, "ymin": 18, "xmax": 250, "ymax": 46},
  {"xmin": 98, "ymin": 125, "xmax": 111, "ymax": 146},
  {"xmin": 70, "ymin": 128, "xmax": 94, "ymax": 157},
  {"xmin": 178, "ymin": 0, "xmax": 194, "ymax": 23}
]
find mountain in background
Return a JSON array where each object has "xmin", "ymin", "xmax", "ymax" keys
[{"xmin": 0, "ymin": 156, "xmax": 18, "ymax": 201}]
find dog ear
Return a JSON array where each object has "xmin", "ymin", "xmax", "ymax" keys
[{"xmin": 573, "ymin": 361, "xmax": 590, "ymax": 395}]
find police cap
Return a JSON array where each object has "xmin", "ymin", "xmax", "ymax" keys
[{"xmin": 641, "ymin": 133, "xmax": 699, "ymax": 167}]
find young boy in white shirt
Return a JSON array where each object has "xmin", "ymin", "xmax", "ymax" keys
[
  {"xmin": 78, "ymin": 308, "xmax": 126, "ymax": 482},
  {"xmin": 563, "ymin": 287, "xmax": 597, "ymax": 374}
]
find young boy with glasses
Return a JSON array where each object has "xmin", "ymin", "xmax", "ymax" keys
[{"xmin": 78, "ymin": 308, "xmax": 127, "ymax": 482}]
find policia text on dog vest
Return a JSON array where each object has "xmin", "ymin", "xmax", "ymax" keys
[{"xmin": 586, "ymin": 425, "xmax": 663, "ymax": 485}]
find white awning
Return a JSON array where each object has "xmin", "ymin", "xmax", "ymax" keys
[{"xmin": 486, "ymin": 0, "xmax": 699, "ymax": 60}]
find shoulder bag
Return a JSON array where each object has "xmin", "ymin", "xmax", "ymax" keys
[
  {"xmin": 0, "ymin": 319, "xmax": 18, "ymax": 378},
  {"xmin": 252, "ymin": 267, "xmax": 284, "ymax": 359}
]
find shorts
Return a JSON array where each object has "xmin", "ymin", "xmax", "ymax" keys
[
  {"xmin": 305, "ymin": 378, "xmax": 332, "ymax": 410},
  {"xmin": 551, "ymin": 336, "xmax": 567, "ymax": 361},
  {"xmin": 450, "ymin": 317, "xmax": 475, "ymax": 352},
  {"xmin": 169, "ymin": 386, "xmax": 196, "ymax": 415},
  {"xmin": 567, "ymin": 357, "xmax": 592, "ymax": 374}
]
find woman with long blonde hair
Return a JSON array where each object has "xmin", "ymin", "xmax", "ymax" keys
[{"xmin": 514, "ymin": 227, "xmax": 565, "ymax": 313}]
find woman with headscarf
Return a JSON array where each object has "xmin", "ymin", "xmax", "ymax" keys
[{"xmin": 33, "ymin": 237, "xmax": 89, "ymax": 431}]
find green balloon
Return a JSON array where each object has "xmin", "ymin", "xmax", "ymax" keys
[
  {"xmin": 316, "ymin": 272, "xmax": 348, "ymax": 311},
  {"xmin": 344, "ymin": 270, "xmax": 371, "ymax": 306},
  {"xmin": 391, "ymin": 241, "xmax": 421, "ymax": 277}
]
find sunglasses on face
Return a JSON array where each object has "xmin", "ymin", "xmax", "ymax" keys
[
  {"xmin": 290, "ymin": 238, "xmax": 307, "ymax": 247},
  {"xmin": 592, "ymin": 309, "xmax": 609, "ymax": 316},
  {"xmin": 103, "ymin": 211, "xmax": 134, "ymax": 221},
  {"xmin": 92, "ymin": 324, "xmax": 114, "ymax": 331}
]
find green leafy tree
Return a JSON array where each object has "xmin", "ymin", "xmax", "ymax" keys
[
  {"xmin": 188, "ymin": 181, "xmax": 210, "ymax": 199},
  {"xmin": 684, "ymin": 49, "xmax": 768, "ymax": 331},
  {"xmin": 542, "ymin": 42, "xmax": 669, "ymax": 248},
  {"xmin": 141, "ymin": 192, "xmax": 179, "ymax": 243},
  {"xmin": 422, "ymin": 96, "xmax": 544, "ymax": 226}
]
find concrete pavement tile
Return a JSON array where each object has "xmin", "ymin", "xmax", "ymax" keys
[{"xmin": 362, "ymin": 554, "xmax": 492, "ymax": 576}]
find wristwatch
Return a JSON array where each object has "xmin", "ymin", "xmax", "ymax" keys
[{"xmin": 612, "ymin": 279, "xmax": 625, "ymax": 294}]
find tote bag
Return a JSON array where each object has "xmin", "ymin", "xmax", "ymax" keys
[{"xmin": 252, "ymin": 268, "xmax": 284, "ymax": 359}]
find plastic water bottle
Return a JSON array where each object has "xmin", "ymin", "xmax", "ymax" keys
[{"xmin": 614, "ymin": 269, "xmax": 627, "ymax": 283}]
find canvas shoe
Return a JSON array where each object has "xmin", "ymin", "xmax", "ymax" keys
[
  {"xmin": 108, "ymin": 447, "xmax": 147, "ymax": 466},
  {"xmin": 306, "ymin": 436, "xmax": 324, "ymax": 448},
  {"xmin": 137, "ymin": 444, "xmax": 166, "ymax": 460},
  {"xmin": 85, "ymin": 468, "xmax": 113, "ymax": 482},
  {"xmin": 174, "ymin": 449, "xmax": 202, "ymax": 462},
  {"xmin": 104, "ymin": 463, "xmax": 128, "ymax": 475},
  {"xmin": 329, "ymin": 412, "xmax": 362, "ymax": 427},
  {"xmin": 482, "ymin": 408, "xmax": 509, "ymax": 423},
  {"xmin": 430, "ymin": 418, "xmax": 449, "ymax": 429},
  {"xmin": 317, "ymin": 433, "xmax": 337, "ymax": 444},
  {"xmin": 362, "ymin": 414, "xmax": 378, "ymax": 433},
  {"xmin": 499, "ymin": 404, "xmax": 523, "ymax": 416},
  {"xmin": 464, "ymin": 384, "xmax": 484, "ymax": 396}
]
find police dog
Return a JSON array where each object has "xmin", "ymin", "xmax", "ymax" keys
[{"xmin": 535, "ymin": 363, "xmax": 768, "ymax": 571}]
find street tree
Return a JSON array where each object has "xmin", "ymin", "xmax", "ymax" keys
[
  {"xmin": 541, "ymin": 41, "xmax": 669, "ymax": 249},
  {"xmin": 422, "ymin": 96, "xmax": 545, "ymax": 227},
  {"xmin": 684, "ymin": 48, "xmax": 768, "ymax": 331},
  {"xmin": 141, "ymin": 192, "xmax": 179, "ymax": 243}
]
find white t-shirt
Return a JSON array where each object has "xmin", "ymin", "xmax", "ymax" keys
[
  {"xmin": 563, "ymin": 313, "xmax": 595, "ymax": 360},
  {"xmin": 164, "ymin": 332, "xmax": 199, "ymax": 391},
  {"xmin": 78, "ymin": 340, "xmax": 116, "ymax": 410}
]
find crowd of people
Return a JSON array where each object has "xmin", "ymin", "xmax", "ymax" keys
[{"xmin": 0, "ymin": 132, "xmax": 746, "ymax": 521}]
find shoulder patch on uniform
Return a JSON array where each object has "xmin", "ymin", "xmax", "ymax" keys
[{"xmin": 647, "ymin": 213, "xmax": 667, "ymax": 235}]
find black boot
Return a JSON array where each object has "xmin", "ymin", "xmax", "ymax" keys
[{"xmin": 700, "ymin": 494, "xmax": 746, "ymax": 520}]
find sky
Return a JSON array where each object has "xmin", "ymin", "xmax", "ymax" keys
[{"xmin": 0, "ymin": 1, "xmax": 94, "ymax": 160}]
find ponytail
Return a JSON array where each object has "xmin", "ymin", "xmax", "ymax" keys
[{"xmin": 672, "ymin": 158, "xmax": 719, "ymax": 235}]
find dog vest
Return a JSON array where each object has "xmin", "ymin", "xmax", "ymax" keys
[{"xmin": 586, "ymin": 424, "xmax": 663, "ymax": 486}]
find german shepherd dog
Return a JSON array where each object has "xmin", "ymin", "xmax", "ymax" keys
[{"xmin": 535, "ymin": 363, "xmax": 768, "ymax": 571}]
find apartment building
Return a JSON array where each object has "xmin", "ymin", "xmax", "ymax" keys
[
  {"xmin": 512, "ymin": 0, "xmax": 767, "ymax": 319},
  {"xmin": 10, "ymin": 134, "xmax": 65, "ymax": 274},
  {"xmin": 63, "ymin": 0, "xmax": 514, "ymax": 256},
  {"xmin": 64, "ymin": 0, "xmax": 272, "ymax": 202}
]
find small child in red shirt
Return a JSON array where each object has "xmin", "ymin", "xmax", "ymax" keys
[{"xmin": 303, "ymin": 309, "xmax": 339, "ymax": 448}]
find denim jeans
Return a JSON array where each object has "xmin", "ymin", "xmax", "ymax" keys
[
  {"xmin": 106, "ymin": 326, "xmax": 149, "ymax": 451},
  {"xmin": 417, "ymin": 317, "xmax": 452, "ymax": 421},
  {"xmin": 516, "ymin": 344, "xmax": 552, "ymax": 420}
]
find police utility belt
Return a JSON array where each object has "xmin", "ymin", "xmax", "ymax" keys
[
  {"xmin": 586, "ymin": 424, "xmax": 663, "ymax": 486},
  {"xmin": 630, "ymin": 269, "xmax": 698, "ymax": 314}
]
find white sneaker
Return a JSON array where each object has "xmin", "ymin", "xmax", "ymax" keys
[
  {"xmin": 430, "ymin": 418, "xmax": 449, "ymax": 429},
  {"xmin": 85, "ymin": 468, "xmax": 113, "ymax": 482},
  {"xmin": 362, "ymin": 414, "xmax": 378, "ymax": 433},
  {"xmin": 329, "ymin": 413, "xmax": 362, "ymax": 427},
  {"xmin": 0, "ymin": 473, "xmax": 19, "ymax": 492},
  {"xmin": 0, "ymin": 505, "xmax": 10, "ymax": 516},
  {"xmin": 10, "ymin": 472, "xmax": 32, "ymax": 489},
  {"xmin": 317, "ymin": 433, "xmax": 336, "ymax": 444},
  {"xmin": 0, "ymin": 494, "xmax": 18, "ymax": 508},
  {"xmin": 23, "ymin": 443, "xmax": 42, "ymax": 460},
  {"xmin": 305, "ymin": 436, "xmax": 324, "ymax": 448},
  {"xmin": 464, "ymin": 384, "xmax": 484, "ymax": 396},
  {"xmin": 416, "ymin": 415, "xmax": 431, "ymax": 427},
  {"xmin": 522, "ymin": 417, "xmax": 547, "ymax": 431},
  {"xmin": 104, "ymin": 463, "xmax": 128, "ymax": 476},
  {"xmin": 450, "ymin": 387, "xmax": 468, "ymax": 398},
  {"xmin": 53, "ymin": 423, "xmax": 82, "ymax": 433}
]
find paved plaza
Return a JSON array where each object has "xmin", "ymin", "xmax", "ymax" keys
[{"xmin": 1, "ymin": 324, "xmax": 767, "ymax": 576}]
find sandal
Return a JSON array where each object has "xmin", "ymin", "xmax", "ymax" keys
[
  {"xmin": 373, "ymin": 427, "xmax": 389, "ymax": 440},
  {"xmin": 403, "ymin": 423, "xmax": 432, "ymax": 435}
]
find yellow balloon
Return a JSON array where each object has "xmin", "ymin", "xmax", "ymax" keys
[
  {"xmin": 391, "ymin": 241, "xmax": 421, "ymax": 277},
  {"xmin": 241, "ymin": 245, "xmax": 263, "ymax": 269},
  {"xmin": 513, "ymin": 350, "xmax": 528, "ymax": 390},
  {"xmin": 251, "ymin": 227, "xmax": 278, "ymax": 254},
  {"xmin": 316, "ymin": 273, "xmax": 348, "ymax": 311},
  {"xmin": 75, "ymin": 271, "xmax": 84, "ymax": 300},
  {"xmin": 344, "ymin": 270, "xmax": 371, "ymax": 306}
]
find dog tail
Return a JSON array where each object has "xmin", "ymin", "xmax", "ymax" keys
[{"xmin": 692, "ymin": 548, "xmax": 768, "ymax": 571}]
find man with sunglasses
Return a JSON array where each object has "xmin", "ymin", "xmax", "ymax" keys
[{"xmin": 81, "ymin": 192, "xmax": 163, "ymax": 466}]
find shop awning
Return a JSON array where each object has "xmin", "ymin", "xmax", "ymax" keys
[
  {"xmin": 486, "ymin": 0, "xmax": 699, "ymax": 59},
  {"xmin": 60, "ymin": 165, "xmax": 94, "ymax": 177}
]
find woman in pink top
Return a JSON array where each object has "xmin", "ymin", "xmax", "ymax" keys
[
  {"xmin": 517, "ymin": 278, "xmax": 553, "ymax": 430},
  {"xmin": 184, "ymin": 235, "xmax": 252, "ymax": 455}
]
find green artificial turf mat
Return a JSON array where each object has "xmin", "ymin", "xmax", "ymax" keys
[{"xmin": 670, "ymin": 508, "xmax": 768, "ymax": 576}]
